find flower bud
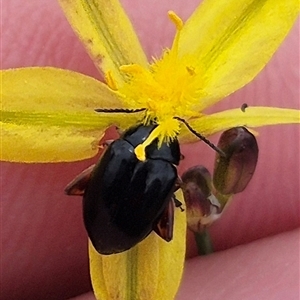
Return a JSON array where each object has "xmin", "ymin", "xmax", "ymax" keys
[
  {"xmin": 182, "ymin": 166, "xmax": 221, "ymax": 233},
  {"xmin": 213, "ymin": 127, "xmax": 259, "ymax": 195}
]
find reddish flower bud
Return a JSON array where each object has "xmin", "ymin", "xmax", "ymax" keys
[
  {"xmin": 213, "ymin": 127, "xmax": 259, "ymax": 194},
  {"xmin": 182, "ymin": 166, "xmax": 220, "ymax": 232}
]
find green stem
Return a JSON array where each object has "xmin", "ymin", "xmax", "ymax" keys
[{"xmin": 194, "ymin": 229, "xmax": 214, "ymax": 255}]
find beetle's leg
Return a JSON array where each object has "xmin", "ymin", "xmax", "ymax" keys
[
  {"xmin": 173, "ymin": 197, "xmax": 184, "ymax": 212},
  {"xmin": 153, "ymin": 200, "xmax": 174, "ymax": 242},
  {"xmin": 64, "ymin": 164, "xmax": 95, "ymax": 196},
  {"xmin": 171, "ymin": 177, "xmax": 185, "ymax": 211},
  {"xmin": 172, "ymin": 194, "xmax": 184, "ymax": 212}
]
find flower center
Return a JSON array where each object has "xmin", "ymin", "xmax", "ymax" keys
[
  {"xmin": 116, "ymin": 12, "xmax": 203, "ymax": 148},
  {"xmin": 103, "ymin": 12, "xmax": 204, "ymax": 159}
]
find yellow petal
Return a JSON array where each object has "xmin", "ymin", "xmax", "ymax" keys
[
  {"xmin": 1, "ymin": 68, "xmax": 141, "ymax": 162},
  {"xmin": 58, "ymin": 0, "xmax": 148, "ymax": 86},
  {"xmin": 179, "ymin": 107, "xmax": 300, "ymax": 142},
  {"xmin": 178, "ymin": 0, "xmax": 299, "ymax": 110},
  {"xmin": 89, "ymin": 191, "xmax": 186, "ymax": 300}
]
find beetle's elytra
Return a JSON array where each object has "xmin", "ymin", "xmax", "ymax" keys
[{"xmin": 66, "ymin": 124, "xmax": 181, "ymax": 255}]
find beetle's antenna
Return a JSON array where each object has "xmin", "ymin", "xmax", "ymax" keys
[
  {"xmin": 174, "ymin": 116, "xmax": 226, "ymax": 157},
  {"xmin": 95, "ymin": 108, "xmax": 146, "ymax": 113}
]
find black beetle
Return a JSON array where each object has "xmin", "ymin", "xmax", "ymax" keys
[{"xmin": 65, "ymin": 123, "xmax": 181, "ymax": 255}]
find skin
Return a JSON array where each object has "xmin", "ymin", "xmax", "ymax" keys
[{"xmin": 1, "ymin": 1, "xmax": 299, "ymax": 299}]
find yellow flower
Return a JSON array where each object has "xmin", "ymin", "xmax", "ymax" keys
[{"xmin": 1, "ymin": 0, "xmax": 299, "ymax": 299}]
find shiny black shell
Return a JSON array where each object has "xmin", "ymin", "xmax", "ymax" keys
[{"xmin": 83, "ymin": 124, "xmax": 181, "ymax": 255}]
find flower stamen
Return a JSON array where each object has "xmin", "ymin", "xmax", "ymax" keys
[
  {"xmin": 168, "ymin": 11, "xmax": 183, "ymax": 31},
  {"xmin": 134, "ymin": 118, "xmax": 181, "ymax": 161},
  {"xmin": 134, "ymin": 127, "xmax": 160, "ymax": 161},
  {"xmin": 168, "ymin": 11, "xmax": 184, "ymax": 60},
  {"xmin": 105, "ymin": 71, "xmax": 118, "ymax": 90}
]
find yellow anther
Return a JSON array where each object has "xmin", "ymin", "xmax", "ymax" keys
[
  {"xmin": 167, "ymin": 11, "xmax": 183, "ymax": 61},
  {"xmin": 134, "ymin": 125, "xmax": 163, "ymax": 161},
  {"xmin": 134, "ymin": 144, "xmax": 146, "ymax": 161},
  {"xmin": 120, "ymin": 64, "xmax": 143, "ymax": 75},
  {"xmin": 186, "ymin": 66, "xmax": 196, "ymax": 76},
  {"xmin": 105, "ymin": 71, "xmax": 118, "ymax": 90},
  {"xmin": 168, "ymin": 11, "xmax": 183, "ymax": 31}
]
